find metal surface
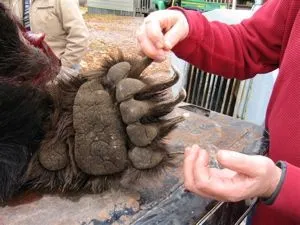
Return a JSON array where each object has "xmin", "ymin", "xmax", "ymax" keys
[
  {"xmin": 196, "ymin": 202, "xmax": 224, "ymax": 225},
  {"xmin": 0, "ymin": 104, "xmax": 263, "ymax": 225},
  {"xmin": 234, "ymin": 199, "xmax": 257, "ymax": 225},
  {"xmin": 185, "ymin": 66, "xmax": 243, "ymax": 117}
]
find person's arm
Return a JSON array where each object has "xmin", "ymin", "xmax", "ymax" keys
[
  {"xmin": 1, "ymin": 1, "xmax": 10, "ymax": 8},
  {"xmin": 264, "ymin": 162, "xmax": 300, "ymax": 220},
  {"xmin": 57, "ymin": 0, "xmax": 89, "ymax": 68},
  {"xmin": 171, "ymin": 0, "xmax": 289, "ymax": 79}
]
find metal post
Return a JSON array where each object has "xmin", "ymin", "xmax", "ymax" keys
[{"xmin": 231, "ymin": 0, "xmax": 237, "ymax": 10}]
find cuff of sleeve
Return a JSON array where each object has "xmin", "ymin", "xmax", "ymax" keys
[{"xmin": 260, "ymin": 161, "xmax": 287, "ymax": 205}]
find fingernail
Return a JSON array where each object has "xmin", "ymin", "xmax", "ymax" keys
[
  {"xmin": 165, "ymin": 40, "xmax": 172, "ymax": 50},
  {"xmin": 185, "ymin": 147, "xmax": 192, "ymax": 154},
  {"xmin": 192, "ymin": 144, "xmax": 199, "ymax": 149}
]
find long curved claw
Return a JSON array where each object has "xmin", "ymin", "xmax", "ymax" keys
[
  {"xmin": 120, "ymin": 89, "xmax": 186, "ymax": 124},
  {"xmin": 116, "ymin": 72, "xmax": 179, "ymax": 103},
  {"xmin": 135, "ymin": 72, "xmax": 180, "ymax": 100},
  {"xmin": 153, "ymin": 116, "xmax": 185, "ymax": 138},
  {"xmin": 148, "ymin": 88, "xmax": 186, "ymax": 117},
  {"xmin": 126, "ymin": 116, "xmax": 185, "ymax": 147},
  {"xmin": 127, "ymin": 57, "xmax": 153, "ymax": 79}
]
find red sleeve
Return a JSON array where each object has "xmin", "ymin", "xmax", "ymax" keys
[
  {"xmin": 171, "ymin": 0, "xmax": 289, "ymax": 80},
  {"xmin": 268, "ymin": 162, "xmax": 300, "ymax": 219}
]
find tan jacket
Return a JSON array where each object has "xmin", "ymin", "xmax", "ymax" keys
[{"xmin": 3, "ymin": 0, "xmax": 89, "ymax": 68}]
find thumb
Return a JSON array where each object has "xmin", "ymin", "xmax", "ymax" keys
[{"xmin": 217, "ymin": 150, "xmax": 262, "ymax": 177}]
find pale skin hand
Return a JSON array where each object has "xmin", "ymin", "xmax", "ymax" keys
[
  {"xmin": 184, "ymin": 145, "xmax": 282, "ymax": 202},
  {"xmin": 136, "ymin": 10, "xmax": 189, "ymax": 62}
]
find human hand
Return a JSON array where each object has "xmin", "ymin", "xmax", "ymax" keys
[
  {"xmin": 136, "ymin": 10, "xmax": 189, "ymax": 62},
  {"xmin": 184, "ymin": 145, "xmax": 282, "ymax": 202}
]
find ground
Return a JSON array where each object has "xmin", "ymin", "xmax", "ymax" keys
[{"xmin": 80, "ymin": 10, "xmax": 170, "ymax": 75}]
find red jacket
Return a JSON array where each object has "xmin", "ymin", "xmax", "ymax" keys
[{"xmin": 172, "ymin": 0, "xmax": 300, "ymax": 224}]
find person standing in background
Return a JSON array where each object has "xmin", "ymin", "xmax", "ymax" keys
[{"xmin": 3, "ymin": 0, "xmax": 89, "ymax": 78}]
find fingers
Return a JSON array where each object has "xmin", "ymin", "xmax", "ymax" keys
[
  {"xmin": 144, "ymin": 18, "xmax": 166, "ymax": 49},
  {"xmin": 207, "ymin": 167, "xmax": 237, "ymax": 180},
  {"xmin": 217, "ymin": 150, "xmax": 267, "ymax": 177},
  {"xmin": 136, "ymin": 29, "xmax": 167, "ymax": 62},
  {"xmin": 136, "ymin": 12, "xmax": 167, "ymax": 61},
  {"xmin": 216, "ymin": 150, "xmax": 282, "ymax": 198},
  {"xmin": 183, "ymin": 146, "xmax": 248, "ymax": 201},
  {"xmin": 183, "ymin": 145, "xmax": 199, "ymax": 191},
  {"xmin": 164, "ymin": 17, "xmax": 187, "ymax": 50},
  {"xmin": 184, "ymin": 145, "xmax": 212, "ymax": 198},
  {"xmin": 193, "ymin": 146, "xmax": 210, "ymax": 184},
  {"xmin": 136, "ymin": 10, "xmax": 189, "ymax": 61},
  {"xmin": 183, "ymin": 146, "xmax": 278, "ymax": 202},
  {"xmin": 191, "ymin": 148, "xmax": 234, "ymax": 199}
]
